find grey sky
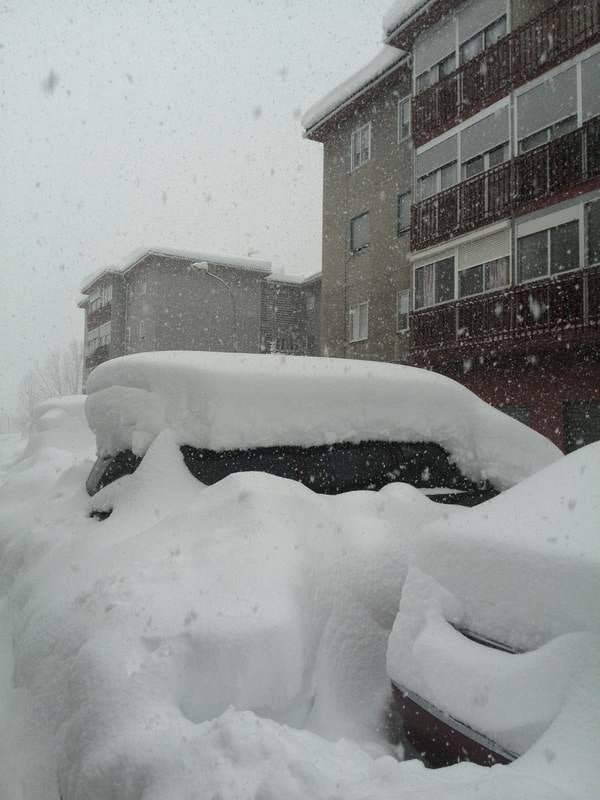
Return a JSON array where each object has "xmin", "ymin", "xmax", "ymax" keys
[{"xmin": 0, "ymin": 0, "xmax": 394, "ymax": 411}]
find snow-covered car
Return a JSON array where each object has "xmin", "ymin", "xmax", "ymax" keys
[
  {"xmin": 387, "ymin": 442, "xmax": 600, "ymax": 768},
  {"xmin": 84, "ymin": 351, "xmax": 560, "ymax": 510}
]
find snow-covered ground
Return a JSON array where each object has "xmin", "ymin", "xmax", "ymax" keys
[{"xmin": 0, "ymin": 396, "xmax": 597, "ymax": 799}]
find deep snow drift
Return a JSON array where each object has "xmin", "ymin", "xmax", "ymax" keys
[
  {"xmin": 0, "ymin": 396, "xmax": 597, "ymax": 799},
  {"xmin": 85, "ymin": 351, "xmax": 561, "ymax": 490}
]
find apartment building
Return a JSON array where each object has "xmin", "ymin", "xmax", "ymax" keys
[
  {"xmin": 305, "ymin": 0, "xmax": 600, "ymax": 450},
  {"xmin": 78, "ymin": 248, "xmax": 321, "ymax": 378}
]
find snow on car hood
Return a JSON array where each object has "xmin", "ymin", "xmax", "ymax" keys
[{"xmin": 85, "ymin": 351, "xmax": 561, "ymax": 490}]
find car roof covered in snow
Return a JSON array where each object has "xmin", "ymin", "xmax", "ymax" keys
[{"xmin": 85, "ymin": 351, "xmax": 560, "ymax": 490}]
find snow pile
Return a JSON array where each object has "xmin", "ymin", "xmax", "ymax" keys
[
  {"xmin": 388, "ymin": 442, "xmax": 600, "ymax": 757},
  {"xmin": 85, "ymin": 351, "xmax": 561, "ymax": 491},
  {"xmin": 383, "ymin": 0, "xmax": 427, "ymax": 38},
  {"xmin": 1, "ymin": 399, "xmax": 598, "ymax": 799},
  {"xmin": 302, "ymin": 46, "xmax": 405, "ymax": 132}
]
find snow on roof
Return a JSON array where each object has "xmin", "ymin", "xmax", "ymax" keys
[
  {"xmin": 267, "ymin": 270, "xmax": 321, "ymax": 286},
  {"xmin": 80, "ymin": 248, "xmax": 272, "ymax": 294},
  {"xmin": 383, "ymin": 0, "xmax": 430, "ymax": 38},
  {"xmin": 302, "ymin": 46, "xmax": 406, "ymax": 134},
  {"xmin": 85, "ymin": 351, "xmax": 560, "ymax": 490}
]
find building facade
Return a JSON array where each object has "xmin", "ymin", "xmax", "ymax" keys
[
  {"xmin": 305, "ymin": 0, "xmax": 600, "ymax": 450},
  {"xmin": 79, "ymin": 249, "xmax": 321, "ymax": 378}
]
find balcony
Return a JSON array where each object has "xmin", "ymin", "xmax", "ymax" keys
[
  {"xmin": 87, "ymin": 302, "xmax": 112, "ymax": 331},
  {"xmin": 410, "ymin": 266, "xmax": 600, "ymax": 365},
  {"xmin": 85, "ymin": 344, "xmax": 110, "ymax": 371},
  {"xmin": 411, "ymin": 116, "xmax": 600, "ymax": 251},
  {"xmin": 412, "ymin": 0, "xmax": 600, "ymax": 147}
]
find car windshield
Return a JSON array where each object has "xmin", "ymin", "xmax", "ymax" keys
[{"xmin": 1, "ymin": 2, "xmax": 599, "ymax": 799}]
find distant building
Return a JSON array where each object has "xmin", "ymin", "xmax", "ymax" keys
[
  {"xmin": 79, "ymin": 248, "xmax": 321, "ymax": 378},
  {"xmin": 304, "ymin": 0, "xmax": 600, "ymax": 451}
]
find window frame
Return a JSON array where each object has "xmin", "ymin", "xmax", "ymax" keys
[
  {"xmin": 458, "ymin": 256, "xmax": 510, "ymax": 299},
  {"xmin": 397, "ymin": 289, "xmax": 411, "ymax": 332},
  {"xmin": 517, "ymin": 220, "xmax": 581, "ymax": 284},
  {"xmin": 414, "ymin": 256, "xmax": 456, "ymax": 310},
  {"xmin": 518, "ymin": 113, "xmax": 578, "ymax": 154},
  {"xmin": 348, "ymin": 301, "xmax": 369, "ymax": 343},
  {"xmin": 462, "ymin": 142, "xmax": 508, "ymax": 179},
  {"xmin": 350, "ymin": 211, "xmax": 370, "ymax": 254},
  {"xmin": 398, "ymin": 96, "xmax": 411, "ymax": 142},
  {"xmin": 417, "ymin": 159, "xmax": 458, "ymax": 201},
  {"xmin": 350, "ymin": 122, "xmax": 371, "ymax": 172},
  {"xmin": 459, "ymin": 14, "xmax": 507, "ymax": 66}
]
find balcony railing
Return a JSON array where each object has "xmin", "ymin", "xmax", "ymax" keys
[
  {"xmin": 410, "ymin": 266, "xmax": 600, "ymax": 358},
  {"xmin": 85, "ymin": 344, "xmax": 110, "ymax": 371},
  {"xmin": 87, "ymin": 302, "xmax": 112, "ymax": 331},
  {"xmin": 411, "ymin": 116, "xmax": 600, "ymax": 251},
  {"xmin": 412, "ymin": 0, "xmax": 600, "ymax": 146}
]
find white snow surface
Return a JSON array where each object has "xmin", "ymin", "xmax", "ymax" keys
[
  {"xmin": 388, "ymin": 443, "xmax": 600, "ymax": 759},
  {"xmin": 0, "ymin": 396, "xmax": 598, "ymax": 799},
  {"xmin": 383, "ymin": 0, "xmax": 428, "ymax": 37},
  {"xmin": 302, "ymin": 46, "xmax": 405, "ymax": 132},
  {"xmin": 85, "ymin": 351, "xmax": 561, "ymax": 491}
]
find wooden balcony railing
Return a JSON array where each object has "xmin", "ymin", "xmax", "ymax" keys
[
  {"xmin": 410, "ymin": 266, "xmax": 600, "ymax": 358},
  {"xmin": 85, "ymin": 344, "xmax": 110, "ymax": 371},
  {"xmin": 411, "ymin": 116, "xmax": 600, "ymax": 251},
  {"xmin": 86, "ymin": 302, "xmax": 112, "ymax": 331},
  {"xmin": 412, "ymin": 0, "xmax": 600, "ymax": 146}
]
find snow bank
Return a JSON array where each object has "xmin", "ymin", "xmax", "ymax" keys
[
  {"xmin": 0, "ymin": 391, "xmax": 598, "ymax": 799},
  {"xmin": 388, "ymin": 443, "xmax": 600, "ymax": 757},
  {"xmin": 302, "ymin": 46, "xmax": 405, "ymax": 132},
  {"xmin": 85, "ymin": 351, "xmax": 561, "ymax": 490}
]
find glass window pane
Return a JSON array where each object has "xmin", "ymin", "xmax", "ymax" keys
[
  {"xmin": 359, "ymin": 303, "xmax": 369, "ymax": 339},
  {"xmin": 551, "ymin": 220, "xmax": 579, "ymax": 274},
  {"xmin": 399, "ymin": 98, "xmax": 411, "ymax": 140},
  {"xmin": 485, "ymin": 15, "xmax": 507, "ymax": 47},
  {"xmin": 520, "ymin": 127, "xmax": 549, "ymax": 153},
  {"xmin": 398, "ymin": 192, "xmax": 411, "ymax": 233},
  {"xmin": 416, "ymin": 70, "xmax": 431, "ymax": 93},
  {"xmin": 440, "ymin": 161, "xmax": 457, "ymax": 190},
  {"xmin": 588, "ymin": 200, "xmax": 600, "ymax": 265},
  {"xmin": 351, "ymin": 213, "xmax": 369, "ymax": 251},
  {"xmin": 460, "ymin": 32, "xmax": 483, "ymax": 64},
  {"xmin": 552, "ymin": 115, "xmax": 577, "ymax": 140},
  {"xmin": 463, "ymin": 155, "xmax": 485, "ymax": 179},
  {"xmin": 438, "ymin": 52, "xmax": 456, "ymax": 79},
  {"xmin": 435, "ymin": 258, "xmax": 455, "ymax": 303},
  {"xmin": 484, "ymin": 257, "xmax": 510, "ymax": 291},
  {"xmin": 518, "ymin": 231, "xmax": 548, "ymax": 281},
  {"xmin": 414, "ymin": 268, "xmax": 424, "ymax": 310},
  {"xmin": 398, "ymin": 290, "xmax": 410, "ymax": 330},
  {"xmin": 419, "ymin": 172, "xmax": 437, "ymax": 201},
  {"xmin": 488, "ymin": 143, "xmax": 508, "ymax": 168},
  {"xmin": 459, "ymin": 264, "xmax": 484, "ymax": 297}
]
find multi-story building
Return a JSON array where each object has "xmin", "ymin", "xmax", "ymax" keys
[
  {"xmin": 78, "ymin": 248, "xmax": 321, "ymax": 378},
  {"xmin": 305, "ymin": 0, "xmax": 600, "ymax": 450}
]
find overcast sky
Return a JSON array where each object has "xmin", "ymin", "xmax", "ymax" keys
[{"xmin": 0, "ymin": 0, "xmax": 396, "ymax": 413}]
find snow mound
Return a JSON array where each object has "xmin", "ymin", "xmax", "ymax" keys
[
  {"xmin": 85, "ymin": 351, "xmax": 561, "ymax": 490},
  {"xmin": 383, "ymin": 0, "xmax": 427, "ymax": 37},
  {"xmin": 302, "ymin": 46, "xmax": 405, "ymax": 132},
  {"xmin": 387, "ymin": 443, "xmax": 600, "ymax": 758}
]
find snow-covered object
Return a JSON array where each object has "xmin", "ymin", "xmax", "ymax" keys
[
  {"xmin": 387, "ymin": 443, "xmax": 600, "ymax": 756},
  {"xmin": 1, "ymin": 389, "xmax": 599, "ymax": 798},
  {"xmin": 383, "ymin": 0, "xmax": 428, "ymax": 38},
  {"xmin": 302, "ymin": 46, "xmax": 405, "ymax": 133},
  {"xmin": 85, "ymin": 351, "xmax": 561, "ymax": 491}
]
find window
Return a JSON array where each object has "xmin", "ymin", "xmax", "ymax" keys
[
  {"xmin": 414, "ymin": 257, "xmax": 455, "ymax": 309},
  {"xmin": 519, "ymin": 115, "xmax": 577, "ymax": 153},
  {"xmin": 306, "ymin": 294, "xmax": 315, "ymax": 311},
  {"xmin": 587, "ymin": 200, "xmax": 600, "ymax": 266},
  {"xmin": 351, "ymin": 123, "xmax": 371, "ymax": 170},
  {"xmin": 418, "ymin": 160, "xmax": 458, "ymax": 201},
  {"xmin": 141, "ymin": 279, "xmax": 147, "ymax": 295},
  {"xmin": 416, "ymin": 51, "xmax": 456, "ymax": 93},
  {"xmin": 462, "ymin": 143, "xmax": 508, "ymax": 179},
  {"xmin": 350, "ymin": 212, "xmax": 369, "ymax": 252},
  {"xmin": 126, "ymin": 326, "xmax": 131, "ymax": 350},
  {"xmin": 397, "ymin": 192, "xmax": 411, "ymax": 234},
  {"xmin": 460, "ymin": 15, "xmax": 507, "ymax": 65},
  {"xmin": 518, "ymin": 221, "xmax": 580, "ymax": 282},
  {"xmin": 397, "ymin": 289, "xmax": 410, "ymax": 331},
  {"xmin": 459, "ymin": 257, "xmax": 509, "ymax": 298},
  {"xmin": 139, "ymin": 319, "xmax": 145, "ymax": 338},
  {"xmin": 398, "ymin": 96, "xmax": 411, "ymax": 142},
  {"xmin": 349, "ymin": 302, "xmax": 368, "ymax": 342}
]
